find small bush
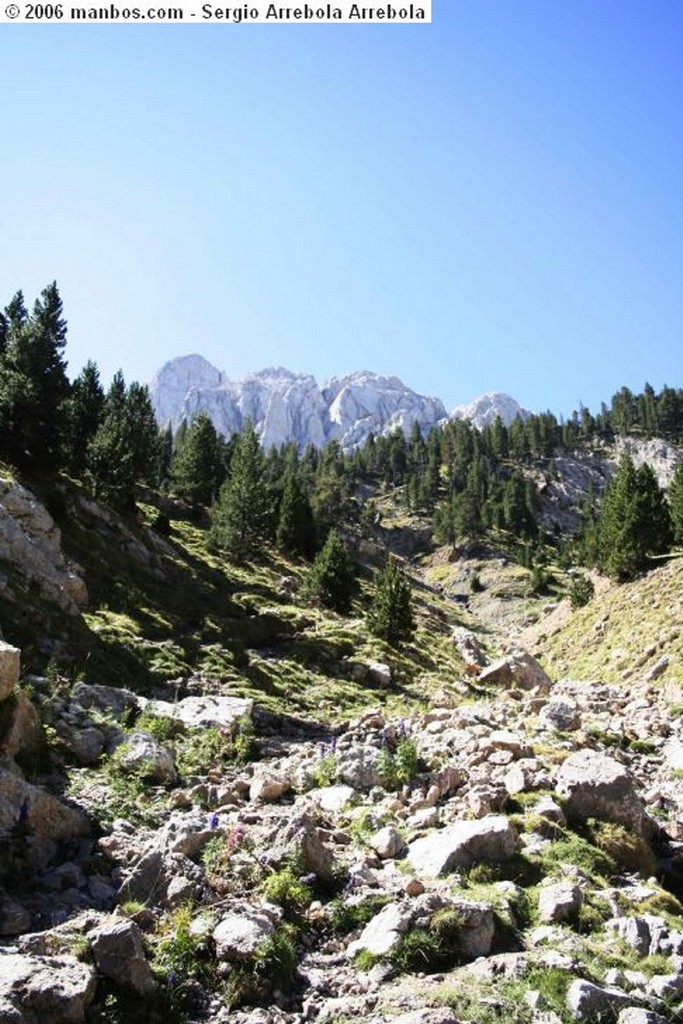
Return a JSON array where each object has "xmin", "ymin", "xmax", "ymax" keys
[
  {"xmin": 569, "ymin": 572, "xmax": 594, "ymax": 609},
  {"xmin": 377, "ymin": 738, "xmax": 419, "ymax": 789},
  {"xmin": 262, "ymin": 868, "xmax": 312, "ymax": 912}
]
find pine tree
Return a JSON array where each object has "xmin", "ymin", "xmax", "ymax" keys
[
  {"xmin": 367, "ymin": 559, "xmax": 415, "ymax": 646},
  {"xmin": 210, "ymin": 420, "xmax": 270, "ymax": 561},
  {"xmin": 62, "ymin": 360, "xmax": 105, "ymax": 475},
  {"xmin": 0, "ymin": 283, "xmax": 70, "ymax": 469},
  {"xmin": 669, "ymin": 462, "xmax": 683, "ymax": 547},
  {"xmin": 597, "ymin": 455, "xmax": 670, "ymax": 579},
  {"xmin": 304, "ymin": 529, "xmax": 356, "ymax": 613},
  {"xmin": 171, "ymin": 413, "xmax": 225, "ymax": 505},
  {"xmin": 87, "ymin": 373, "xmax": 159, "ymax": 509},
  {"xmin": 276, "ymin": 469, "xmax": 316, "ymax": 558}
]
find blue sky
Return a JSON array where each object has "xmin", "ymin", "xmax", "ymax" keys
[{"xmin": 1, "ymin": 1, "xmax": 682, "ymax": 418}]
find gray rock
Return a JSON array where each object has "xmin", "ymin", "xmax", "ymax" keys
[
  {"xmin": 143, "ymin": 694, "xmax": 253, "ymax": 732},
  {"xmin": 368, "ymin": 662, "xmax": 392, "ymax": 687},
  {"xmin": 70, "ymin": 682, "xmax": 139, "ymax": 722},
  {"xmin": 213, "ymin": 909, "xmax": 274, "ymax": 960},
  {"xmin": 249, "ymin": 771, "xmax": 290, "ymax": 803},
  {"xmin": 114, "ymin": 731, "xmax": 177, "ymax": 786},
  {"xmin": 407, "ymin": 815, "xmax": 518, "ymax": 877},
  {"xmin": 647, "ymin": 973, "xmax": 683, "ymax": 998},
  {"xmin": 540, "ymin": 699, "xmax": 580, "ymax": 731},
  {"xmin": 617, "ymin": 1010, "xmax": 669, "ymax": 1024},
  {"xmin": 0, "ymin": 766, "xmax": 90, "ymax": 845},
  {"xmin": 263, "ymin": 811, "xmax": 335, "ymax": 882},
  {"xmin": 478, "ymin": 650, "xmax": 552, "ymax": 693},
  {"xmin": 64, "ymin": 725, "xmax": 105, "ymax": 766},
  {"xmin": 0, "ymin": 691, "xmax": 45, "ymax": 761},
  {"xmin": 532, "ymin": 795, "xmax": 566, "ymax": 825},
  {"xmin": 90, "ymin": 919, "xmax": 156, "ymax": 995},
  {"xmin": 0, "ymin": 642, "xmax": 20, "ymax": 701},
  {"xmin": 162, "ymin": 810, "xmax": 217, "ymax": 859},
  {"xmin": 0, "ymin": 478, "xmax": 88, "ymax": 615},
  {"xmin": 537, "ymin": 882, "xmax": 582, "ymax": 924},
  {"xmin": 117, "ymin": 849, "xmax": 204, "ymax": 907},
  {"xmin": 448, "ymin": 899, "xmax": 496, "ymax": 958},
  {"xmin": 0, "ymin": 952, "xmax": 96, "ymax": 1023},
  {"xmin": 0, "ymin": 895, "xmax": 31, "ymax": 937},
  {"xmin": 556, "ymin": 750, "xmax": 650, "ymax": 835},
  {"xmin": 566, "ymin": 979, "xmax": 632, "ymax": 1020},
  {"xmin": 370, "ymin": 826, "xmax": 407, "ymax": 860},
  {"xmin": 309, "ymin": 785, "xmax": 355, "ymax": 812},
  {"xmin": 606, "ymin": 917, "xmax": 651, "ymax": 956},
  {"xmin": 337, "ymin": 746, "xmax": 383, "ymax": 790},
  {"xmin": 347, "ymin": 901, "xmax": 410, "ymax": 958}
]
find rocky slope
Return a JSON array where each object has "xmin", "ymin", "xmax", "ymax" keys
[
  {"xmin": 3, "ymin": 635, "xmax": 683, "ymax": 1024},
  {"xmin": 149, "ymin": 356, "xmax": 525, "ymax": 450},
  {"xmin": 2, "ymin": 473, "xmax": 683, "ymax": 1023}
]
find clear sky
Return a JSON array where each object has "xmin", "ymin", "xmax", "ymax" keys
[{"xmin": 1, "ymin": 1, "xmax": 682, "ymax": 418}]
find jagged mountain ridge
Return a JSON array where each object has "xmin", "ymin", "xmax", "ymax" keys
[{"xmin": 149, "ymin": 354, "xmax": 529, "ymax": 449}]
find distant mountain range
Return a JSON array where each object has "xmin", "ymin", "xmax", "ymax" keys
[{"xmin": 149, "ymin": 354, "xmax": 530, "ymax": 450}]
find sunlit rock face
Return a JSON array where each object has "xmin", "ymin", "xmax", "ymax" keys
[{"xmin": 150, "ymin": 356, "xmax": 449, "ymax": 450}]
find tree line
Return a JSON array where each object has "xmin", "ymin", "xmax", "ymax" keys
[{"xmin": 2, "ymin": 284, "xmax": 682, "ymax": 606}]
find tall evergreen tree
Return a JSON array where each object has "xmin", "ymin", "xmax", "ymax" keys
[
  {"xmin": 597, "ymin": 455, "xmax": 669, "ymax": 579},
  {"xmin": 210, "ymin": 420, "xmax": 270, "ymax": 560},
  {"xmin": 0, "ymin": 283, "xmax": 70, "ymax": 469},
  {"xmin": 367, "ymin": 559, "xmax": 415, "ymax": 646},
  {"xmin": 304, "ymin": 528, "xmax": 356, "ymax": 613},
  {"xmin": 62, "ymin": 360, "xmax": 105, "ymax": 475},
  {"xmin": 87, "ymin": 373, "xmax": 159, "ymax": 509},
  {"xmin": 171, "ymin": 413, "xmax": 225, "ymax": 505},
  {"xmin": 276, "ymin": 469, "xmax": 316, "ymax": 558},
  {"xmin": 669, "ymin": 463, "xmax": 683, "ymax": 548}
]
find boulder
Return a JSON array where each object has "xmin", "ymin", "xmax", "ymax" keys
[
  {"xmin": 0, "ymin": 952, "xmax": 96, "ymax": 1023},
  {"xmin": 556, "ymin": 750, "xmax": 650, "ymax": 835},
  {"xmin": 114, "ymin": 731, "xmax": 177, "ymax": 785},
  {"xmin": 70, "ymin": 682, "xmax": 139, "ymax": 722},
  {"xmin": 213, "ymin": 908, "xmax": 274, "ymax": 961},
  {"xmin": 605, "ymin": 917, "xmax": 652, "ymax": 957},
  {"xmin": 249, "ymin": 771, "xmax": 291, "ymax": 803},
  {"xmin": 0, "ymin": 691, "xmax": 45, "ymax": 761},
  {"xmin": 347, "ymin": 902, "xmax": 410, "ymax": 959},
  {"xmin": 537, "ymin": 881, "xmax": 582, "ymax": 924},
  {"xmin": 540, "ymin": 699, "xmax": 580, "ymax": 732},
  {"xmin": 161, "ymin": 809, "xmax": 217, "ymax": 859},
  {"xmin": 90, "ymin": 918, "xmax": 156, "ymax": 995},
  {"xmin": 0, "ymin": 894, "xmax": 31, "ymax": 936},
  {"xmin": 368, "ymin": 662, "xmax": 392, "ymax": 687},
  {"xmin": 370, "ymin": 826, "xmax": 407, "ymax": 860},
  {"xmin": 566, "ymin": 979, "xmax": 632, "ymax": 1021},
  {"xmin": 478, "ymin": 650, "xmax": 552, "ymax": 693},
  {"xmin": 116, "ymin": 849, "xmax": 204, "ymax": 907},
  {"xmin": 0, "ymin": 765, "xmax": 90, "ymax": 844},
  {"xmin": 262, "ymin": 811, "xmax": 335, "ymax": 882},
  {"xmin": 144, "ymin": 694, "xmax": 253, "ymax": 732},
  {"xmin": 0, "ymin": 642, "xmax": 20, "ymax": 701},
  {"xmin": 407, "ymin": 815, "xmax": 518, "ymax": 877},
  {"xmin": 337, "ymin": 746, "xmax": 383, "ymax": 790},
  {"xmin": 309, "ymin": 785, "xmax": 355, "ymax": 813},
  {"xmin": 617, "ymin": 1010, "xmax": 669, "ymax": 1024}
]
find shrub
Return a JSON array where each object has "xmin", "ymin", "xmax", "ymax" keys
[
  {"xmin": 262, "ymin": 868, "xmax": 312, "ymax": 912},
  {"xmin": 568, "ymin": 571, "xmax": 595, "ymax": 609},
  {"xmin": 303, "ymin": 529, "xmax": 356, "ymax": 613},
  {"xmin": 367, "ymin": 560, "xmax": 415, "ymax": 646}
]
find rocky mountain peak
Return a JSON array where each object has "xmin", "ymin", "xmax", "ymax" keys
[
  {"xmin": 451, "ymin": 390, "xmax": 530, "ymax": 428},
  {"xmin": 149, "ymin": 356, "xmax": 449, "ymax": 450}
]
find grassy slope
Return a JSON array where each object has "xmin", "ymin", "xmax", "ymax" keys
[
  {"xmin": 3, "ymin": 478, "xmax": 470, "ymax": 723},
  {"xmin": 527, "ymin": 558, "xmax": 683, "ymax": 686}
]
